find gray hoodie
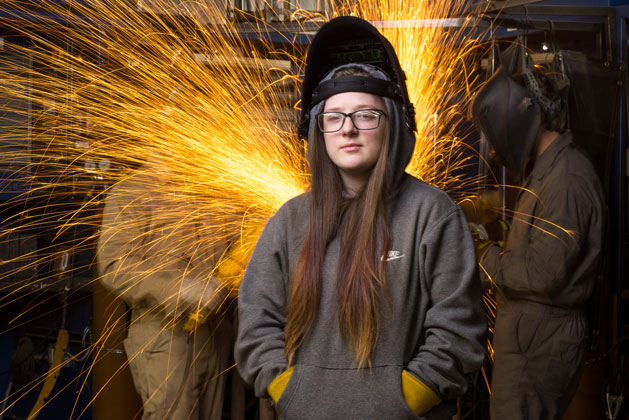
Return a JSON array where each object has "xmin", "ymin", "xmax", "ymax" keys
[{"xmin": 235, "ymin": 64, "xmax": 486, "ymax": 419}]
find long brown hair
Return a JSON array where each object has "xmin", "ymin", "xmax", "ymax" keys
[{"xmin": 285, "ymin": 67, "xmax": 392, "ymax": 368}]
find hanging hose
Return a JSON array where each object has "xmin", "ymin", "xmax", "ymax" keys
[
  {"xmin": 27, "ymin": 256, "xmax": 72, "ymax": 420},
  {"xmin": 26, "ymin": 328, "xmax": 69, "ymax": 420},
  {"xmin": 602, "ymin": 336, "xmax": 629, "ymax": 420},
  {"xmin": 604, "ymin": 361, "xmax": 626, "ymax": 419}
]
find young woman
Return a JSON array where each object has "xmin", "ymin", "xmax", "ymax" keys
[{"xmin": 235, "ymin": 17, "xmax": 486, "ymax": 420}]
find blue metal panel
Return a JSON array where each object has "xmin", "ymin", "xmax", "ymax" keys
[{"xmin": 612, "ymin": 3, "xmax": 629, "ymax": 340}]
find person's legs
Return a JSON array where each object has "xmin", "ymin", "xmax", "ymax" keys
[
  {"xmin": 199, "ymin": 319, "xmax": 233, "ymax": 420},
  {"xmin": 124, "ymin": 319, "xmax": 205, "ymax": 420},
  {"xmin": 518, "ymin": 311, "xmax": 587, "ymax": 420},
  {"xmin": 490, "ymin": 307, "xmax": 587, "ymax": 420},
  {"xmin": 489, "ymin": 310, "xmax": 529, "ymax": 420}
]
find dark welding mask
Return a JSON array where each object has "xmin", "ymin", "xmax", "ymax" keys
[
  {"xmin": 298, "ymin": 16, "xmax": 416, "ymax": 139},
  {"xmin": 469, "ymin": 67, "xmax": 542, "ymax": 179}
]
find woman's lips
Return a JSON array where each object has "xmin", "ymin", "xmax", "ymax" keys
[{"xmin": 341, "ymin": 143, "xmax": 361, "ymax": 152}]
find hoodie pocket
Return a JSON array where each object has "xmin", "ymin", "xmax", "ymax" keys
[
  {"xmin": 394, "ymin": 369, "xmax": 427, "ymax": 420},
  {"xmin": 278, "ymin": 365, "xmax": 422, "ymax": 420},
  {"xmin": 401, "ymin": 370, "xmax": 441, "ymax": 417},
  {"xmin": 275, "ymin": 365, "xmax": 302, "ymax": 414},
  {"xmin": 268, "ymin": 367, "xmax": 294, "ymax": 403}
]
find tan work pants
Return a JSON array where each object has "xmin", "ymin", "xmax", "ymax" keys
[
  {"xmin": 490, "ymin": 301, "xmax": 587, "ymax": 420},
  {"xmin": 124, "ymin": 317, "xmax": 232, "ymax": 420}
]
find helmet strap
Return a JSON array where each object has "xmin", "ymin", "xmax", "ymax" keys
[{"xmin": 311, "ymin": 76, "xmax": 402, "ymax": 106}]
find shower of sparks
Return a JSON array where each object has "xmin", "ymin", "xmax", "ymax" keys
[
  {"xmin": 335, "ymin": 0, "xmax": 484, "ymax": 196},
  {"xmin": 0, "ymin": 0, "xmax": 493, "ymax": 417}
]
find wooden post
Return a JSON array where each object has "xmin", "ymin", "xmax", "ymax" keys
[{"xmin": 92, "ymin": 281, "xmax": 142, "ymax": 420}]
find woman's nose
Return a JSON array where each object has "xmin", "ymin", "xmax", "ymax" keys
[{"xmin": 340, "ymin": 115, "xmax": 357, "ymax": 135}]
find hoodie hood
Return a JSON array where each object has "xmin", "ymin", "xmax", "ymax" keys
[
  {"xmin": 307, "ymin": 63, "xmax": 416, "ymax": 196},
  {"xmin": 297, "ymin": 16, "xmax": 416, "ymax": 196}
]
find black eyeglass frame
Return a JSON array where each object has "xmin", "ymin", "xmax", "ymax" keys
[{"xmin": 316, "ymin": 108, "xmax": 387, "ymax": 133}]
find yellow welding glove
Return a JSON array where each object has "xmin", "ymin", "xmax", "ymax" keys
[
  {"xmin": 183, "ymin": 311, "xmax": 207, "ymax": 332},
  {"xmin": 268, "ymin": 367, "xmax": 294, "ymax": 403},
  {"xmin": 401, "ymin": 370, "xmax": 441, "ymax": 416}
]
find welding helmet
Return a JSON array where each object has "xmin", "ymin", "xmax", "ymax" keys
[
  {"xmin": 299, "ymin": 16, "xmax": 416, "ymax": 195},
  {"xmin": 298, "ymin": 16, "xmax": 416, "ymax": 139},
  {"xmin": 469, "ymin": 67, "xmax": 542, "ymax": 179}
]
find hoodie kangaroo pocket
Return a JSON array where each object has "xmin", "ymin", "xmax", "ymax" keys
[
  {"xmin": 395, "ymin": 369, "xmax": 428, "ymax": 420},
  {"xmin": 275, "ymin": 365, "xmax": 302, "ymax": 414},
  {"xmin": 399, "ymin": 370, "xmax": 440, "ymax": 418},
  {"xmin": 278, "ymin": 365, "xmax": 422, "ymax": 420}
]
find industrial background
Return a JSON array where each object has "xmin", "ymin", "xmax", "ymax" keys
[{"xmin": 0, "ymin": 0, "xmax": 628, "ymax": 419}]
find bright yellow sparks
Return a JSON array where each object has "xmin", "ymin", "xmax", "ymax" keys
[
  {"xmin": 334, "ymin": 0, "xmax": 483, "ymax": 196},
  {"xmin": 0, "ymin": 0, "xmax": 492, "ymax": 416},
  {"xmin": 0, "ymin": 0, "xmax": 486, "ymax": 302}
]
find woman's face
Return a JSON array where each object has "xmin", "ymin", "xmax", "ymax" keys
[{"xmin": 322, "ymin": 91, "xmax": 387, "ymax": 193}]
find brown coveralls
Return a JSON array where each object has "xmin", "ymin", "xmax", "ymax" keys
[
  {"xmin": 97, "ymin": 164, "xmax": 231, "ymax": 420},
  {"xmin": 480, "ymin": 132, "xmax": 604, "ymax": 420}
]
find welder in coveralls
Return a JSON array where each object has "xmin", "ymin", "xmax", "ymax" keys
[
  {"xmin": 97, "ymin": 94, "xmax": 232, "ymax": 419},
  {"xmin": 468, "ymin": 66, "xmax": 604, "ymax": 420}
]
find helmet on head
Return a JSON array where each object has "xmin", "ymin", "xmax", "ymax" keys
[
  {"xmin": 470, "ymin": 33, "xmax": 570, "ymax": 179},
  {"xmin": 299, "ymin": 17, "xmax": 417, "ymax": 195},
  {"xmin": 469, "ymin": 67, "xmax": 542, "ymax": 179},
  {"xmin": 298, "ymin": 16, "xmax": 416, "ymax": 139},
  {"xmin": 500, "ymin": 37, "xmax": 570, "ymax": 133}
]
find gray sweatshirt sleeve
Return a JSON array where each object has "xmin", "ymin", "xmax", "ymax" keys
[
  {"xmin": 407, "ymin": 208, "xmax": 487, "ymax": 399},
  {"xmin": 235, "ymin": 213, "xmax": 289, "ymax": 397}
]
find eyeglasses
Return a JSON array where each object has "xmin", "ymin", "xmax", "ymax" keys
[{"xmin": 316, "ymin": 109, "xmax": 387, "ymax": 133}]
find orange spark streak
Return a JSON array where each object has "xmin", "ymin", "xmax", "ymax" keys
[{"xmin": 0, "ymin": 0, "xmax": 495, "ymax": 416}]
